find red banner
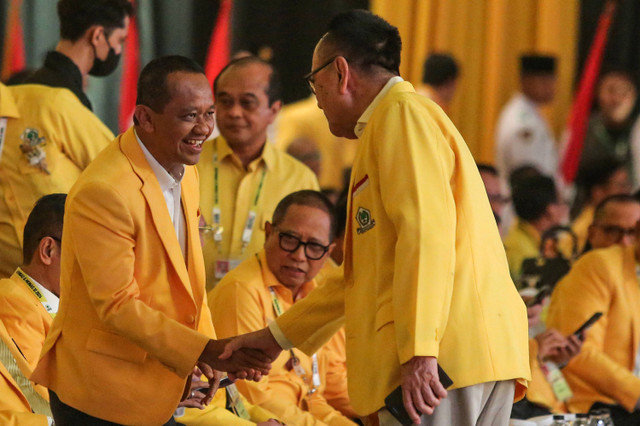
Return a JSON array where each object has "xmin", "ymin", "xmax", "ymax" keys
[
  {"xmin": 1, "ymin": 0, "xmax": 26, "ymax": 81},
  {"xmin": 118, "ymin": 1, "xmax": 140, "ymax": 133},
  {"xmin": 204, "ymin": 0, "xmax": 232, "ymax": 93}
]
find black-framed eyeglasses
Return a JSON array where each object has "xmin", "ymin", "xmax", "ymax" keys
[
  {"xmin": 596, "ymin": 224, "xmax": 636, "ymax": 242},
  {"xmin": 276, "ymin": 229, "xmax": 330, "ymax": 260},
  {"xmin": 304, "ymin": 56, "xmax": 338, "ymax": 94}
]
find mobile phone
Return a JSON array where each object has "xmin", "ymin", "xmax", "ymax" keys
[
  {"xmin": 195, "ymin": 376, "xmax": 233, "ymax": 394},
  {"xmin": 572, "ymin": 312, "xmax": 603, "ymax": 339},
  {"xmin": 384, "ymin": 364, "xmax": 453, "ymax": 426},
  {"xmin": 525, "ymin": 286, "xmax": 551, "ymax": 307}
]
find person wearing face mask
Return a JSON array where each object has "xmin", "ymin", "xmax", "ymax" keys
[{"xmin": 23, "ymin": 0, "xmax": 133, "ymax": 111}]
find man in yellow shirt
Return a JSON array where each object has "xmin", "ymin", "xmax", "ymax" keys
[
  {"xmin": 210, "ymin": 190, "xmax": 355, "ymax": 426},
  {"xmin": 222, "ymin": 10, "xmax": 530, "ymax": 426},
  {"xmin": 0, "ymin": 194, "xmax": 65, "ymax": 371},
  {"xmin": 504, "ymin": 174, "xmax": 566, "ymax": 285},
  {"xmin": 0, "ymin": 83, "xmax": 113, "ymax": 278},
  {"xmin": 198, "ymin": 56, "xmax": 319, "ymax": 289}
]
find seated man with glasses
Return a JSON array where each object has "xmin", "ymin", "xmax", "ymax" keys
[
  {"xmin": 0, "ymin": 193, "xmax": 66, "ymax": 371},
  {"xmin": 209, "ymin": 190, "xmax": 356, "ymax": 426},
  {"xmin": 584, "ymin": 194, "xmax": 640, "ymax": 253},
  {"xmin": 546, "ymin": 198, "xmax": 640, "ymax": 425}
]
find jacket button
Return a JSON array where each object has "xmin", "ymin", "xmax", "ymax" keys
[{"xmin": 186, "ymin": 315, "xmax": 195, "ymax": 324}]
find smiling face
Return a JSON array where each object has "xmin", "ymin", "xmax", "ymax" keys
[
  {"xmin": 141, "ymin": 71, "xmax": 215, "ymax": 174},
  {"xmin": 214, "ymin": 62, "xmax": 280, "ymax": 152},
  {"xmin": 264, "ymin": 204, "xmax": 333, "ymax": 292}
]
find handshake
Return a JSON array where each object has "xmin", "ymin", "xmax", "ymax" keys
[{"xmin": 191, "ymin": 328, "xmax": 284, "ymax": 402}]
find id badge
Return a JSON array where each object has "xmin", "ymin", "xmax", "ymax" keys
[
  {"xmin": 542, "ymin": 361, "xmax": 573, "ymax": 401},
  {"xmin": 226, "ymin": 384, "xmax": 250, "ymax": 419},
  {"xmin": 215, "ymin": 259, "xmax": 243, "ymax": 279}
]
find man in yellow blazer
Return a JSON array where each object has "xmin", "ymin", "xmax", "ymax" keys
[
  {"xmin": 547, "ymin": 241, "xmax": 640, "ymax": 423},
  {"xmin": 0, "ymin": 83, "xmax": 113, "ymax": 278},
  {"xmin": 0, "ymin": 194, "xmax": 65, "ymax": 371},
  {"xmin": 31, "ymin": 56, "xmax": 271, "ymax": 425},
  {"xmin": 222, "ymin": 10, "xmax": 530, "ymax": 426}
]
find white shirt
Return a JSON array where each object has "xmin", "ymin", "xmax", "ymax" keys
[
  {"xmin": 30, "ymin": 274, "xmax": 59, "ymax": 315},
  {"xmin": 354, "ymin": 76, "xmax": 404, "ymax": 138},
  {"xmin": 495, "ymin": 93, "xmax": 557, "ymax": 180},
  {"xmin": 135, "ymin": 131, "xmax": 187, "ymax": 257}
]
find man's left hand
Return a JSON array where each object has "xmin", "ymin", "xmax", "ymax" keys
[{"xmin": 400, "ymin": 356, "xmax": 448, "ymax": 425}]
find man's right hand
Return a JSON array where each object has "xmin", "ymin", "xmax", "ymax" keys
[
  {"xmin": 199, "ymin": 338, "xmax": 273, "ymax": 381},
  {"xmin": 219, "ymin": 328, "xmax": 284, "ymax": 364}
]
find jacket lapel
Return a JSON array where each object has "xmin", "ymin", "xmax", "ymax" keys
[
  {"xmin": 622, "ymin": 246, "xmax": 640, "ymax": 361},
  {"xmin": 120, "ymin": 128, "xmax": 194, "ymax": 299},
  {"xmin": 181, "ymin": 170, "xmax": 204, "ymax": 306}
]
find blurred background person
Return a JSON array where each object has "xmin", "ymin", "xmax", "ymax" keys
[
  {"xmin": 583, "ymin": 194, "xmax": 640, "ymax": 253},
  {"xmin": 416, "ymin": 52, "xmax": 460, "ymax": 113}
]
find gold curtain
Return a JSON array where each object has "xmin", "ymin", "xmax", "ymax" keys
[{"xmin": 371, "ymin": 0, "xmax": 579, "ymax": 164}]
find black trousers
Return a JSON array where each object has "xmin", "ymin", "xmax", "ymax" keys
[{"xmin": 49, "ymin": 390, "xmax": 183, "ymax": 426}]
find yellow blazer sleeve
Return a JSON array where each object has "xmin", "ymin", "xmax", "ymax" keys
[
  {"xmin": 547, "ymin": 253, "xmax": 640, "ymax": 411},
  {"xmin": 50, "ymin": 89, "xmax": 113, "ymax": 169},
  {"xmin": 274, "ymin": 265, "xmax": 345, "ymax": 355},
  {"xmin": 68, "ymin": 181, "xmax": 209, "ymax": 377},
  {"xmin": 373, "ymin": 99, "xmax": 456, "ymax": 362}
]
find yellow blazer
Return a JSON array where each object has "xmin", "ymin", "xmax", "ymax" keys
[
  {"xmin": 0, "ymin": 271, "xmax": 54, "ymax": 370},
  {"xmin": 274, "ymin": 81, "xmax": 530, "ymax": 415},
  {"xmin": 31, "ymin": 128, "xmax": 215, "ymax": 425},
  {"xmin": 547, "ymin": 245, "xmax": 640, "ymax": 412},
  {"xmin": 0, "ymin": 319, "xmax": 49, "ymax": 425}
]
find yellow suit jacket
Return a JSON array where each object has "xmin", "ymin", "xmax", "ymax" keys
[
  {"xmin": 0, "ymin": 83, "xmax": 113, "ymax": 278},
  {"xmin": 547, "ymin": 245, "xmax": 640, "ymax": 412},
  {"xmin": 31, "ymin": 128, "xmax": 215, "ymax": 425},
  {"xmin": 0, "ymin": 270, "xmax": 54, "ymax": 371},
  {"xmin": 273, "ymin": 81, "xmax": 530, "ymax": 415},
  {"xmin": 0, "ymin": 319, "xmax": 49, "ymax": 426}
]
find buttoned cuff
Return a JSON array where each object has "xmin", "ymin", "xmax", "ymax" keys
[{"xmin": 268, "ymin": 320, "xmax": 293, "ymax": 350}]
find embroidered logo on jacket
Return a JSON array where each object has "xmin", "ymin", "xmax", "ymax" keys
[
  {"xmin": 20, "ymin": 128, "xmax": 50, "ymax": 174},
  {"xmin": 355, "ymin": 207, "xmax": 375, "ymax": 234}
]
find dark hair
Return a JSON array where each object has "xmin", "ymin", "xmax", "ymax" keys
[
  {"xmin": 477, "ymin": 163, "xmax": 498, "ymax": 177},
  {"xmin": 213, "ymin": 56, "xmax": 281, "ymax": 106},
  {"xmin": 598, "ymin": 65, "xmax": 637, "ymax": 90},
  {"xmin": 508, "ymin": 165, "xmax": 542, "ymax": 191},
  {"xmin": 572, "ymin": 158, "xmax": 627, "ymax": 217},
  {"xmin": 23, "ymin": 194, "xmax": 67, "ymax": 264},
  {"xmin": 321, "ymin": 9, "xmax": 401, "ymax": 75},
  {"xmin": 512, "ymin": 175, "xmax": 558, "ymax": 222},
  {"xmin": 272, "ymin": 190, "xmax": 336, "ymax": 242},
  {"xmin": 134, "ymin": 55, "xmax": 205, "ymax": 124},
  {"xmin": 593, "ymin": 194, "xmax": 640, "ymax": 223},
  {"xmin": 422, "ymin": 53, "xmax": 459, "ymax": 86},
  {"xmin": 57, "ymin": 0, "xmax": 133, "ymax": 41}
]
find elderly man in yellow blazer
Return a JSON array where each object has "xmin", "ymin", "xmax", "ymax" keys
[
  {"xmin": 547, "ymin": 241, "xmax": 640, "ymax": 423},
  {"xmin": 222, "ymin": 10, "xmax": 530, "ymax": 426},
  {"xmin": 31, "ymin": 56, "xmax": 271, "ymax": 425}
]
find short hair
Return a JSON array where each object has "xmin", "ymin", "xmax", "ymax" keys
[
  {"xmin": 422, "ymin": 53, "xmax": 459, "ymax": 86},
  {"xmin": 575, "ymin": 157, "xmax": 626, "ymax": 198},
  {"xmin": 508, "ymin": 165, "xmax": 542, "ymax": 191},
  {"xmin": 321, "ymin": 10, "xmax": 401, "ymax": 75},
  {"xmin": 272, "ymin": 190, "xmax": 337, "ymax": 242},
  {"xmin": 512, "ymin": 175, "xmax": 557, "ymax": 222},
  {"xmin": 477, "ymin": 163, "xmax": 498, "ymax": 177},
  {"xmin": 57, "ymin": 0, "xmax": 133, "ymax": 41},
  {"xmin": 213, "ymin": 56, "xmax": 282, "ymax": 106},
  {"xmin": 23, "ymin": 194, "xmax": 67, "ymax": 264},
  {"xmin": 599, "ymin": 65, "xmax": 637, "ymax": 90},
  {"xmin": 593, "ymin": 194, "xmax": 640, "ymax": 223},
  {"xmin": 135, "ymin": 55, "xmax": 205, "ymax": 124}
]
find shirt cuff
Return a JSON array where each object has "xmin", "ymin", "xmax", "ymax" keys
[{"xmin": 268, "ymin": 320, "xmax": 293, "ymax": 350}]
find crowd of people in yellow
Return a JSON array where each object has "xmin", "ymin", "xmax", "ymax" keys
[{"xmin": 1, "ymin": 1, "xmax": 639, "ymax": 426}]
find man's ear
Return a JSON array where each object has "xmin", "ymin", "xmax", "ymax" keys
[
  {"xmin": 134, "ymin": 105, "xmax": 155, "ymax": 133},
  {"xmin": 37, "ymin": 237, "xmax": 57, "ymax": 266},
  {"xmin": 267, "ymin": 100, "xmax": 282, "ymax": 124},
  {"xmin": 326, "ymin": 242, "xmax": 336, "ymax": 257},
  {"xmin": 87, "ymin": 25, "xmax": 105, "ymax": 48},
  {"xmin": 264, "ymin": 221, "xmax": 273, "ymax": 240},
  {"xmin": 334, "ymin": 56, "xmax": 350, "ymax": 95}
]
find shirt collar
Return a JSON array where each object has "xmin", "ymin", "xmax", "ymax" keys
[
  {"xmin": 0, "ymin": 83, "xmax": 20, "ymax": 119},
  {"xmin": 16, "ymin": 268, "xmax": 60, "ymax": 313},
  {"xmin": 44, "ymin": 51, "xmax": 84, "ymax": 93},
  {"xmin": 354, "ymin": 76, "xmax": 404, "ymax": 138},
  {"xmin": 134, "ymin": 129, "xmax": 184, "ymax": 189},
  {"xmin": 215, "ymin": 135, "xmax": 273, "ymax": 171}
]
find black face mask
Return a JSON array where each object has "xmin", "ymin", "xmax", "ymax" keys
[{"xmin": 89, "ymin": 40, "xmax": 121, "ymax": 77}]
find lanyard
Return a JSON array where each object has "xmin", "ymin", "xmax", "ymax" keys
[
  {"xmin": 16, "ymin": 268, "xmax": 56, "ymax": 318},
  {"xmin": 268, "ymin": 286, "xmax": 321, "ymax": 392},
  {"xmin": 0, "ymin": 118, "xmax": 7, "ymax": 162},
  {"xmin": 212, "ymin": 147, "xmax": 267, "ymax": 253}
]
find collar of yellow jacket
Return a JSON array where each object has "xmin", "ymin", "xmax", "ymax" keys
[
  {"xmin": 354, "ymin": 76, "xmax": 405, "ymax": 138},
  {"xmin": 214, "ymin": 135, "xmax": 275, "ymax": 172},
  {"xmin": 0, "ymin": 83, "xmax": 20, "ymax": 119},
  {"xmin": 516, "ymin": 219, "xmax": 542, "ymax": 247},
  {"xmin": 257, "ymin": 249, "xmax": 316, "ymax": 304}
]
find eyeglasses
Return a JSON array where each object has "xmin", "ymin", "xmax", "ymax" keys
[
  {"xmin": 304, "ymin": 56, "xmax": 338, "ymax": 94},
  {"xmin": 596, "ymin": 224, "xmax": 636, "ymax": 242},
  {"xmin": 276, "ymin": 229, "xmax": 330, "ymax": 260}
]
